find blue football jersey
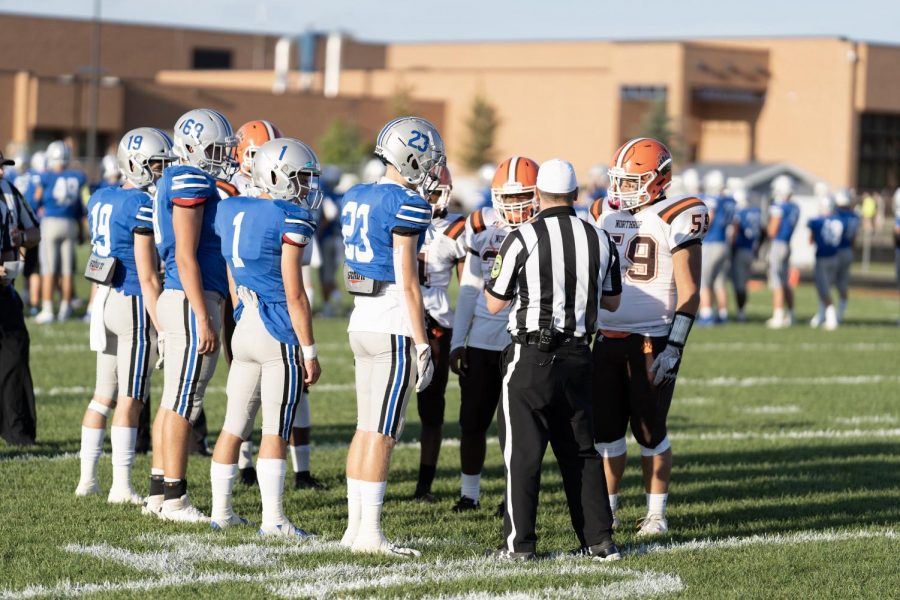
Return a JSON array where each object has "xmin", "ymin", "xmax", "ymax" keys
[
  {"xmin": 21, "ymin": 171, "xmax": 42, "ymax": 213},
  {"xmin": 836, "ymin": 208, "xmax": 860, "ymax": 250},
  {"xmin": 39, "ymin": 170, "xmax": 86, "ymax": 219},
  {"xmin": 734, "ymin": 207, "xmax": 763, "ymax": 251},
  {"xmin": 340, "ymin": 181, "xmax": 431, "ymax": 282},
  {"xmin": 215, "ymin": 197, "xmax": 316, "ymax": 345},
  {"xmin": 704, "ymin": 195, "xmax": 736, "ymax": 243},
  {"xmin": 770, "ymin": 200, "xmax": 800, "ymax": 242},
  {"xmin": 808, "ymin": 216, "xmax": 844, "ymax": 258},
  {"xmin": 152, "ymin": 164, "xmax": 228, "ymax": 297},
  {"xmin": 87, "ymin": 186, "xmax": 154, "ymax": 296}
]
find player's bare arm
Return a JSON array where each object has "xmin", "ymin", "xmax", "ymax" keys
[
  {"xmin": 173, "ymin": 204, "xmax": 218, "ymax": 355},
  {"xmin": 134, "ymin": 233, "xmax": 162, "ymax": 333},
  {"xmin": 283, "ymin": 242, "xmax": 320, "ymax": 385}
]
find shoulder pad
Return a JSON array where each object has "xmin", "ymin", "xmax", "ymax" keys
[
  {"xmin": 469, "ymin": 208, "xmax": 487, "ymax": 234},
  {"xmin": 443, "ymin": 215, "xmax": 467, "ymax": 240},
  {"xmin": 216, "ymin": 180, "xmax": 238, "ymax": 197},
  {"xmin": 589, "ymin": 198, "xmax": 604, "ymax": 222},
  {"xmin": 658, "ymin": 195, "xmax": 707, "ymax": 225}
]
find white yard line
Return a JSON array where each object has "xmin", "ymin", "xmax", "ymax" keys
[
  {"xmin": 679, "ymin": 374, "xmax": 900, "ymax": 387},
  {"xmin": 739, "ymin": 405, "xmax": 801, "ymax": 415},
  {"xmin": 691, "ymin": 342, "xmax": 900, "ymax": 352}
]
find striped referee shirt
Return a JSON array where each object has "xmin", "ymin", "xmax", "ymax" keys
[{"xmin": 486, "ymin": 205, "xmax": 621, "ymax": 337}]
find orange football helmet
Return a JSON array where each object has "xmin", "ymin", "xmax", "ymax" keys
[
  {"xmin": 429, "ymin": 166, "xmax": 453, "ymax": 213},
  {"xmin": 235, "ymin": 120, "xmax": 283, "ymax": 176},
  {"xmin": 491, "ymin": 156, "xmax": 539, "ymax": 228},
  {"xmin": 607, "ymin": 138, "xmax": 672, "ymax": 210}
]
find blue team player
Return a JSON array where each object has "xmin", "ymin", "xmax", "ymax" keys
[
  {"xmin": 339, "ymin": 116, "xmax": 444, "ymax": 557},
  {"xmin": 832, "ymin": 190, "xmax": 861, "ymax": 323},
  {"xmin": 765, "ymin": 175, "xmax": 800, "ymax": 329},
  {"xmin": 33, "ymin": 141, "xmax": 88, "ymax": 323},
  {"xmin": 730, "ymin": 185, "xmax": 763, "ymax": 322},
  {"xmin": 698, "ymin": 170, "xmax": 736, "ymax": 325},
  {"xmin": 144, "ymin": 108, "xmax": 236, "ymax": 523},
  {"xmin": 209, "ymin": 138, "xmax": 322, "ymax": 535},
  {"xmin": 807, "ymin": 195, "xmax": 844, "ymax": 330},
  {"xmin": 75, "ymin": 128, "xmax": 174, "ymax": 504}
]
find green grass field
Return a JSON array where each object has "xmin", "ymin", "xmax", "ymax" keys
[{"xmin": 2, "ymin": 281, "xmax": 899, "ymax": 599}]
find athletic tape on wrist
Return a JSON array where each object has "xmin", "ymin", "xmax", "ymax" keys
[
  {"xmin": 301, "ymin": 344, "xmax": 317, "ymax": 360},
  {"xmin": 668, "ymin": 312, "xmax": 695, "ymax": 348}
]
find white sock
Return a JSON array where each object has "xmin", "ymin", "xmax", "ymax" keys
[
  {"xmin": 460, "ymin": 472, "xmax": 481, "ymax": 502},
  {"xmin": 42, "ymin": 300, "xmax": 53, "ymax": 313},
  {"xmin": 257, "ymin": 458, "xmax": 287, "ymax": 528},
  {"xmin": 238, "ymin": 441, "xmax": 254, "ymax": 470},
  {"xmin": 838, "ymin": 299, "xmax": 848, "ymax": 321},
  {"xmin": 773, "ymin": 308, "xmax": 785, "ymax": 321},
  {"xmin": 825, "ymin": 304, "xmax": 838, "ymax": 324},
  {"xmin": 608, "ymin": 493, "xmax": 619, "ymax": 514},
  {"xmin": 210, "ymin": 461, "xmax": 238, "ymax": 521},
  {"xmin": 79, "ymin": 426, "xmax": 105, "ymax": 484},
  {"xmin": 110, "ymin": 426, "xmax": 137, "ymax": 490},
  {"xmin": 289, "ymin": 444, "xmax": 311, "ymax": 473},
  {"xmin": 699, "ymin": 307, "xmax": 713, "ymax": 320},
  {"xmin": 341, "ymin": 478, "xmax": 362, "ymax": 546},
  {"xmin": 718, "ymin": 308, "xmax": 728, "ymax": 321},
  {"xmin": 647, "ymin": 493, "xmax": 668, "ymax": 517},
  {"xmin": 59, "ymin": 300, "xmax": 70, "ymax": 314},
  {"xmin": 357, "ymin": 480, "xmax": 387, "ymax": 541}
]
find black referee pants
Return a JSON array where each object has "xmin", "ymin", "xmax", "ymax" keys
[
  {"xmin": 0, "ymin": 287, "xmax": 36, "ymax": 446},
  {"xmin": 497, "ymin": 341, "xmax": 613, "ymax": 553}
]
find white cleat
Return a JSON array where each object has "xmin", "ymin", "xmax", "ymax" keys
[
  {"xmin": 211, "ymin": 514, "xmax": 252, "ymax": 530},
  {"xmin": 339, "ymin": 528, "xmax": 357, "ymax": 548},
  {"xmin": 159, "ymin": 494, "xmax": 210, "ymax": 523},
  {"xmin": 107, "ymin": 487, "xmax": 144, "ymax": 505},
  {"xmin": 75, "ymin": 480, "xmax": 100, "ymax": 497},
  {"xmin": 809, "ymin": 314, "xmax": 822, "ymax": 328},
  {"xmin": 142, "ymin": 494, "xmax": 163, "ymax": 517},
  {"xmin": 57, "ymin": 306, "xmax": 72, "ymax": 322},
  {"xmin": 34, "ymin": 310, "xmax": 55, "ymax": 325},
  {"xmin": 258, "ymin": 521, "xmax": 316, "ymax": 540},
  {"xmin": 352, "ymin": 534, "xmax": 421, "ymax": 558},
  {"xmin": 636, "ymin": 513, "xmax": 669, "ymax": 537},
  {"xmin": 766, "ymin": 315, "xmax": 787, "ymax": 329}
]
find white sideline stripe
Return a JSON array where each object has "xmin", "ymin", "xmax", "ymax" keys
[
  {"xmin": 739, "ymin": 405, "xmax": 801, "ymax": 415},
  {"xmin": 834, "ymin": 415, "xmax": 898, "ymax": 425},
  {"xmin": 691, "ymin": 342, "xmax": 900, "ymax": 352},
  {"xmin": 630, "ymin": 528, "xmax": 898, "ymax": 556},
  {"xmin": 680, "ymin": 375, "xmax": 900, "ymax": 387},
  {"xmin": 676, "ymin": 396, "xmax": 712, "ymax": 406}
]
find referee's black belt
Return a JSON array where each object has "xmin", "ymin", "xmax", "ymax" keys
[{"xmin": 512, "ymin": 330, "xmax": 591, "ymax": 348}]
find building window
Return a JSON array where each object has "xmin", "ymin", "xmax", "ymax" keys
[
  {"xmin": 192, "ymin": 48, "xmax": 233, "ymax": 70},
  {"xmin": 857, "ymin": 112, "xmax": 900, "ymax": 190},
  {"xmin": 620, "ymin": 86, "xmax": 667, "ymax": 101}
]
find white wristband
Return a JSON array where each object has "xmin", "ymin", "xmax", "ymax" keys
[{"xmin": 302, "ymin": 344, "xmax": 318, "ymax": 360}]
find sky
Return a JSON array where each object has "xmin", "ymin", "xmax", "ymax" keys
[{"xmin": 3, "ymin": 0, "xmax": 900, "ymax": 45}]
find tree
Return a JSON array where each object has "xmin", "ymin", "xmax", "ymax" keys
[
  {"xmin": 639, "ymin": 98, "xmax": 684, "ymax": 161},
  {"xmin": 317, "ymin": 118, "xmax": 371, "ymax": 171},
  {"xmin": 461, "ymin": 94, "xmax": 500, "ymax": 171}
]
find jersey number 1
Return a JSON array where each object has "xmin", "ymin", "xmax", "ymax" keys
[{"xmin": 231, "ymin": 211, "xmax": 246, "ymax": 268}]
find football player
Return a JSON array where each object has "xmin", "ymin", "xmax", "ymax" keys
[
  {"xmin": 75, "ymin": 128, "xmax": 173, "ymax": 503},
  {"xmin": 731, "ymin": 184, "xmax": 762, "ymax": 322},
  {"xmin": 210, "ymin": 138, "xmax": 321, "ymax": 535},
  {"xmin": 697, "ymin": 170, "xmax": 735, "ymax": 326},
  {"xmin": 339, "ymin": 116, "xmax": 443, "ymax": 557},
  {"xmin": 833, "ymin": 190, "xmax": 860, "ymax": 323},
  {"xmin": 411, "ymin": 167, "xmax": 466, "ymax": 502},
  {"xmin": 144, "ymin": 108, "xmax": 235, "ymax": 523},
  {"xmin": 894, "ymin": 189, "xmax": 900, "ymax": 324},
  {"xmin": 231, "ymin": 120, "xmax": 282, "ymax": 195},
  {"xmin": 590, "ymin": 138, "xmax": 707, "ymax": 536},
  {"xmin": 765, "ymin": 175, "xmax": 800, "ymax": 329},
  {"xmin": 448, "ymin": 156, "xmax": 538, "ymax": 513},
  {"xmin": 317, "ymin": 165, "xmax": 346, "ymax": 318},
  {"xmin": 20, "ymin": 152, "xmax": 45, "ymax": 315},
  {"xmin": 807, "ymin": 195, "xmax": 844, "ymax": 330},
  {"xmin": 33, "ymin": 141, "xmax": 88, "ymax": 323}
]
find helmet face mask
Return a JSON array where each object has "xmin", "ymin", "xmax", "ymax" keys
[
  {"xmin": 427, "ymin": 166, "xmax": 453, "ymax": 214},
  {"xmin": 491, "ymin": 156, "xmax": 540, "ymax": 229},
  {"xmin": 608, "ymin": 169, "xmax": 658, "ymax": 211},
  {"xmin": 252, "ymin": 138, "xmax": 323, "ymax": 210}
]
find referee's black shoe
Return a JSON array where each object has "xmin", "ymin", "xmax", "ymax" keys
[
  {"xmin": 569, "ymin": 539, "xmax": 621, "ymax": 561},
  {"xmin": 294, "ymin": 471, "xmax": 326, "ymax": 490},
  {"xmin": 451, "ymin": 496, "xmax": 479, "ymax": 512},
  {"xmin": 485, "ymin": 546, "xmax": 536, "ymax": 561},
  {"xmin": 239, "ymin": 466, "xmax": 258, "ymax": 486}
]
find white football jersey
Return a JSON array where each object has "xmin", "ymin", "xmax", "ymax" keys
[
  {"xmin": 591, "ymin": 195, "xmax": 708, "ymax": 336},
  {"xmin": 450, "ymin": 207, "xmax": 514, "ymax": 352},
  {"xmin": 419, "ymin": 213, "xmax": 467, "ymax": 328},
  {"xmin": 230, "ymin": 172, "xmax": 255, "ymax": 196}
]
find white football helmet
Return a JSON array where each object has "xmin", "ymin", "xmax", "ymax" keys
[
  {"xmin": 46, "ymin": 141, "xmax": 71, "ymax": 170},
  {"xmin": 374, "ymin": 116, "xmax": 446, "ymax": 195},
  {"xmin": 833, "ymin": 188, "xmax": 852, "ymax": 208},
  {"xmin": 362, "ymin": 158, "xmax": 386, "ymax": 183},
  {"xmin": 703, "ymin": 170, "xmax": 725, "ymax": 197},
  {"xmin": 251, "ymin": 138, "xmax": 324, "ymax": 210},
  {"xmin": 173, "ymin": 108, "xmax": 237, "ymax": 178},
  {"xmin": 117, "ymin": 128, "xmax": 176, "ymax": 189},
  {"xmin": 818, "ymin": 194, "xmax": 836, "ymax": 216},
  {"xmin": 30, "ymin": 151, "xmax": 46, "ymax": 173},
  {"xmin": 681, "ymin": 168, "xmax": 700, "ymax": 195},
  {"xmin": 771, "ymin": 175, "xmax": 794, "ymax": 201}
]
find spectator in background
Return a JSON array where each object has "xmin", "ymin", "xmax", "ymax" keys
[
  {"xmin": 0, "ymin": 172, "xmax": 38, "ymax": 446},
  {"xmin": 33, "ymin": 141, "xmax": 87, "ymax": 324}
]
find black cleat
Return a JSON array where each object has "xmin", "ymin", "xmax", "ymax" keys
[
  {"xmin": 570, "ymin": 539, "xmax": 621, "ymax": 562},
  {"xmin": 495, "ymin": 500, "xmax": 505, "ymax": 518},
  {"xmin": 239, "ymin": 466, "xmax": 257, "ymax": 486},
  {"xmin": 451, "ymin": 496, "xmax": 480, "ymax": 512},
  {"xmin": 485, "ymin": 546, "xmax": 536, "ymax": 561},
  {"xmin": 412, "ymin": 492, "xmax": 436, "ymax": 504},
  {"xmin": 294, "ymin": 471, "xmax": 325, "ymax": 490}
]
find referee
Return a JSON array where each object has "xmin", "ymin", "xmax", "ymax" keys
[{"xmin": 485, "ymin": 159, "xmax": 622, "ymax": 560}]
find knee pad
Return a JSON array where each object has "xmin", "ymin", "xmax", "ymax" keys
[
  {"xmin": 87, "ymin": 400, "xmax": 112, "ymax": 418},
  {"xmin": 292, "ymin": 392, "xmax": 311, "ymax": 428},
  {"xmin": 594, "ymin": 437, "xmax": 627, "ymax": 458},
  {"xmin": 639, "ymin": 435, "xmax": 671, "ymax": 457}
]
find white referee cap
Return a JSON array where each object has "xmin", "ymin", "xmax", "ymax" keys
[{"xmin": 537, "ymin": 159, "xmax": 578, "ymax": 194}]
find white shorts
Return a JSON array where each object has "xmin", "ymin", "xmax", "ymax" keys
[
  {"xmin": 222, "ymin": 292, "xmax": 304, "ymax": 441},
  {"xmin": 39, "ymin": 217, "xmax": 77, "ymax": 276},
  {"xmin": 94, "ymin": 288, "xmax": 157, "ymax": 401},
  {"xmin": 350, "ymin": 331, "xmax": 415, "ymax": 440},
  {"xmin": 159, "ymin": 288, "xmax": 223, "ymax": 424},
  {"xmin": 701, "ymin": 242, "xmax": 730, "ymax": 291}
]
